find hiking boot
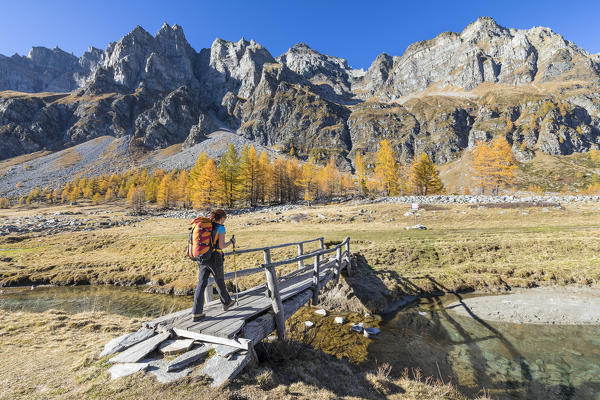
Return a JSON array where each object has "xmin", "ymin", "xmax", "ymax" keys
[
  {"xmin": 223, "ymin": 300, "xmax": 236, "ymax": 311},
  {"xmin": 192, "ymin": 313, "xmax": 205, "ymax": 322}
]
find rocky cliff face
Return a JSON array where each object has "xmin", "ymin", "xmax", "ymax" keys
[{"xmin": 1, "ymin": 17, "xmax": 600, "ymax": 170}]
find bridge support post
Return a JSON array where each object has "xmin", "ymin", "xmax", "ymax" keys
[
  {"xmin": 312, "ymin": 254, "xmax": 320, "ymax": 305},
  {"xmin": 264, "ymin": 249, "xmax": 287, "ymax": 340},
  {"xmin": 345, "ymin": 239, "xmax": 351, "ymax": 276},
  {"xmin": 319, "ymin": 238, "xmax": 325, "ymax": 250},
  {"xmin": 297, "ymin": 243, "xmax": 304, "ymax": 269},
  {"xmin": 335, "ymin": 247, "xmax": 342, "ymax": 284}
]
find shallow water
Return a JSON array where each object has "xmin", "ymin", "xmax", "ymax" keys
[
  {"xmin": 2, "ymin": 286, "xmax": 599, "ymax": 399},
  {"xmin": 0, "ymin": 285, "xmax": 192, "ymax": 318},
  {"xmin": 373, "ymin": 294, "xmax": 600, "ymax": 400}
]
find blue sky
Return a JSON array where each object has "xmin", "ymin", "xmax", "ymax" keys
[{"xmin": 1, "ymin": 0, "xmax": 599, "ymax": 70}]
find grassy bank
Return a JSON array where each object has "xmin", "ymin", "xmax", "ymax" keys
[
  {"xmin": 0, "ymin": 309, "xmax": 476, "ymax": 399},
  {"xmin": 1, "ymin": 201, "xmax": 600, "ymax": 300}
]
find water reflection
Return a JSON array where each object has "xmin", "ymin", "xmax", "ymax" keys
[
  {"xmin": 0, "ymin": 285, "xmax": 192, "ymax": 318},
  {"xmin": 373, "ymin": 293, "xmax": 600, "ymax": 400}
]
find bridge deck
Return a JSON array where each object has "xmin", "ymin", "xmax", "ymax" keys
[{"xmin": 150, "ymin": 261, "xmax": 337, "ymax": 339}]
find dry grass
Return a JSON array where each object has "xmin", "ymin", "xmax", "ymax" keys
[{"xmin": 2, "ymin": 201, "xmax": 600, "ymax": 298}]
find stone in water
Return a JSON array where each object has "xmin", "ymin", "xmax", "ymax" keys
[
  {"xmin": 363, "ymin": 327, "xmax": 380, "ymax": 338},
  {"xmin": 350, "ymin": 324, "xmax": 363, "ymax": 333}
]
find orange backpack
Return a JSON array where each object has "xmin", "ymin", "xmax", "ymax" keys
[{"xmin": 187, "ymin": 217, "xmax": 218, "ymax": 262}]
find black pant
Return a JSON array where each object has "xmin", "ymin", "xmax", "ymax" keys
[{"xmin": 192, "ymin": 252, "xmax": 232, "ymax": 314}]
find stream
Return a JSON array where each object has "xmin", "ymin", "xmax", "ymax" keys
[
  {"xmin": 372, "ymin": 294, "xmax": 600, "ymax": 400},
  {"xmin": 1, "ymin": 286, "xmax": 598, "ymax": 399}
]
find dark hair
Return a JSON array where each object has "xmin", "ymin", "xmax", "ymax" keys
[{"xmin": 210, "ymin": 209, "xmax": 227, "ymax": 223}]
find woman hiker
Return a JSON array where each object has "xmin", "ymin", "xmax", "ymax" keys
[{"xmin": 192, "ymin": 209, "xmax": 236, "ymax": 322}]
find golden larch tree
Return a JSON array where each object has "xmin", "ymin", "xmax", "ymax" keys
[
  {"xmin": 374, "ymin": 139, "xmax": 400, "ymax": 196},
  {"xmin": 193, "ymin": 159, "xmax": 221, "ymax": 208},
  {"xmin": 408, "ymin": 153, "xmax": 444, "ymax": 195},
  {"xmin": 354, "ymin": 152, "xmax": 369, "ymax": 195},
  {"xmin": 472, "ymin": 136, "xmax": 517, "ymax": 194}
]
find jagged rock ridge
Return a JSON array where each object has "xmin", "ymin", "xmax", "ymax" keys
[{"xmin": 0, "ymin": 17, "xmax": 600, "ymax": 171}]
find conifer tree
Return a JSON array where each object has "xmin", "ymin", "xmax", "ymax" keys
[
  {"xmin": 157, "ymin": 173, "xmax": 177, "ymax": 208},
  {"xmin": 472, "ymin": 136, "xmax": 517, "ymax": 194},
  {"xmin": 375, "ymin": 139, "xmax": 400, "ymax": 196},
  {"xmin": 127, "ymin": 186, "xmax": 146, "ymax": 214},
  {"xmin": 240, "ymin": 145, "xmax": 261, "ymax": 207},
  {"xmin": 105, "ymin": 188, "xmax": 115, "ymax": 201},
  {"xmin": 296, "ymin": 157, "xmax": 318, "ymax": 205},
  {"xmin": 257, "ymin": 152, "xmax": 271, "ymax": 204},
  {"xmin": 175, "ymin": 170, "xmax": 190, "ymax": 207},
  {"xmin": 285, "ymin": 158, "xmax": 301, "ymax": 202},
  {"xmin": 193, "ymin": 159, "xmax": 220, "ymax": 208},
  {"xmin": 408, "ymin": 153, "xmax": 444, "ymax": 195},
  {"xmin": 218, "ymin": 144, "xmax": 242, "ymax": 207},
  {"xmin": 355, "ymin": 152, "xmax": 369, "ymax": 195}
]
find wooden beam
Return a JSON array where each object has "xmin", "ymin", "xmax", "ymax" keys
[
  {"xmin": 222, "ymin": 237, "xmax": 324, "ymax": 256},
  {"xmin": 242, "ymin": 289, "xmax": 313, "ymax": 346},
  {"xmin": 173, "ymin": 328, "xmax": 251, "ymax": 350},
  {"xmin": 264, "ymin": 249, "xmax": 286, "ymax": 340},
  {"xmin": 319, "ymin": 238, "xmax": 325, "ymax": 250},
  {"xmin": 312, "ymin": 253, "xmax": 320, "ymax": 306},
  {"xmin": 345, "ymin": 238, "xmax": 351, "ymax": 276},
  {"xmin": 335, "ymin": 247, "xmax": 342, "ymax": 284},
  {"xmin": 297, "ymin": 242, "xmax": 304, "ymax": 269}
]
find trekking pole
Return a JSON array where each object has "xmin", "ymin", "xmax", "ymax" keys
[{"xmin": 232, "ymin": 235, "xmax": 239, "ymax": 304}]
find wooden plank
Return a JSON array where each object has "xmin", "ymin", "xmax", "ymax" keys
[
  {"xmin": 264, "ymin": 250, "xmax": 286, "ymax": 340},
  {"xmin": 345, "ymin": 238, "xmax": 351, "ymax": 276},
  {"xmin": 208, "ymin": 266, "xmax": 264, "ymax": 284},
  {"xmin": 108, "ymin": 332, "xmax": 171, "ymax": 363},
  {"xmin": 297, "ymin": 242, "xmax": 304, "ymax": 269},
  {"xmin": 312, "ymin": 254, "xmax": 320, "ymax": 305},
  {"xmin": 173, "ymin": 328, "xmax": 251, "ymax": 350},
  {"xmin": 144, "ymin": 308, "xmax": 192, "ymax": 329},
  {"xmin": 181, "ymin": 288, "xmax": 267, "ymax": 332},
  {"xmin": 201, "ymin": 319, "xmax": 245, "ymax": 339},
  {"xmin": 242, "ymin": 289, "xmax": 314, "ymax": 346},
  {"xmin": 187, "ymin": 295, "xmax": 267, "ymax": 334},
  {"xmin": 335, "ymin": 247, "xmax": 342, "ymax": 284},
  {"xmin": 222, "ymin": 237, "xmax": 324, "ymax": 256}
]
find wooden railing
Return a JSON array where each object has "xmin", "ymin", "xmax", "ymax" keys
[
  {"xmin": 262, "ymin": 237, "xmax": 351, "ymax": 339},
  {"xmin": 204, "ymin": 237, "xmax": 325, "ymax": 302},
  {"xmin": 204, "ymin": 236, "xmax": 352, "ymax": 340}
]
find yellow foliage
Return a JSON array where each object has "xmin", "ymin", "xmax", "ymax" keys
[
  {"xmin": 408, "ymin": 153, "xmax": 444, "ymax": 195},
  {"xmin": 374, "ymin": 139, "xmax": 400, "ymax": 196},
  {"xmin": 472, "ymin": 136, "xmax": 517, "ymax": 194}
]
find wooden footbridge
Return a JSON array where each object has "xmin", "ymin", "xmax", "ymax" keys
[{"xmin": 101, "ymin": 237, "xmax": 352, "ymax": 386}]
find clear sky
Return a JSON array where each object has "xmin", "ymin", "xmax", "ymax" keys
[{"xmin": 1, "ymin": 0, "xmax": 599, "ymax": 70}]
